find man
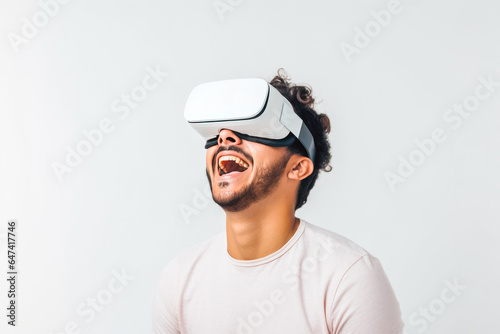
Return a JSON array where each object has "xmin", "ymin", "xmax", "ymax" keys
[{"xmin": 152, "ymin": 69, "xmax": 404, "ymax": 333}]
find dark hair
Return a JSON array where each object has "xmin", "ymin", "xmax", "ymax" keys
[{"xmin": 269, "ymin": 68, "xmax": 332, "ymax": 210}]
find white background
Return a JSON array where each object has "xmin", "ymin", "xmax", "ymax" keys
[{"xmin": 1, "ymin": 0, "xmax": 499, "ymax": 333}]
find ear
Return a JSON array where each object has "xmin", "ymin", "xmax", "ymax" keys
[{"xmin": 287, "ymin": 156, "xmax": 314, "ymax": 181}]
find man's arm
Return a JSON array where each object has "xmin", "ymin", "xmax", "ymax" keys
[
  {"xmin": 152, "ymin": 263, "xmax": 181, "ymax": 334},
  {"xmin": 330, "ymin": 254, "xmax": 404, "ymax": 334}
]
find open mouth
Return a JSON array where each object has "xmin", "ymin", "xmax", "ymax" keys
[{"xmin": 218, "ymin": 155, "xmax": 250, "ymax": 176}]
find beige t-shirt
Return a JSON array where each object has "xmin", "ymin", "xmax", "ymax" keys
[{"xmin": 152, "ymin": 219, "xmax": 404, "ymax": 333}]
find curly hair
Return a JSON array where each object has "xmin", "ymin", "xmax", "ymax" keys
[{"xmin": 269, "ymin": 69, "xmax": 332, "ymax": 210}]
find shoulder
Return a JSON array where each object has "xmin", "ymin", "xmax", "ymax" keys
[
  {"xmin": 300, "ymin": 222, "xmax": 403, "ymax": 332},
  {"xmin": 299, "ymin": 220, "xmax": 392, "ymax": 293},
  {"xmin": 300, "ymin": 220, "xmax": 371, "ymax": 265}
]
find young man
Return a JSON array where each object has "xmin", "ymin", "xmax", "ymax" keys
[{"xmin": 152, "ymin": 70, "xmax": 404, "ymax": 333}]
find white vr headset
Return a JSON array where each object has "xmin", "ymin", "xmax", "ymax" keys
[{"xmin": 184, "ymin": 78, "xmax": 316, "ymax": 162}]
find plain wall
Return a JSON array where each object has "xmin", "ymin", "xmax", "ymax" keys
[{"xmin": 1, "ymin": 0, "xmax": 498, "ymax": 333}]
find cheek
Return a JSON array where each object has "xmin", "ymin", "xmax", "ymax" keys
[
  {"xmin": 206, "ymin": 148, "xmax": 217, "ymax": 171},
  {"xmin": 251, "ymin": 146, "xmax": 284, "ymax": 165}
]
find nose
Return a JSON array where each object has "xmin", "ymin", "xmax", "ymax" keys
[{"xmin": 218, "ymin": 129, "xmax": 242, "ymax": 146}]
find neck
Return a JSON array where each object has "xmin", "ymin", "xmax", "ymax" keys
[{"xmin": 225, "ymin": 197, "xmax": 300, "ymax": 261}]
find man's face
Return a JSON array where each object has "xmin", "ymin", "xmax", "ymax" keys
[{"xmin": 205, "ymin": 129, "xmax": 292, "ymax": 212}]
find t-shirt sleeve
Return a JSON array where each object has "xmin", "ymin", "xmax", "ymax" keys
[
  {"xmin": 152, "ymin": 262, "xmax": 181, "ymax": 334},
  {"xmin": 330, "ymin": 254, "xmax": 404, "ymax": 334}
]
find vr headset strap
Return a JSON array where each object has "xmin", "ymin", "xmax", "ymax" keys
[{"xmin": 279, "ymin": 105, "xmax": 316, "ymax": 162}]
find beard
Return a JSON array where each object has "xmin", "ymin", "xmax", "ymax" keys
[{"xmin": 206, "ymin": 151, "xmax": 291, "ymax": 212}]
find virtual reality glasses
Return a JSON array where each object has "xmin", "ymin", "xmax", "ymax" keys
[{"xmin": 184, "ymin": 78, "xmax": 316, "ymax": 162}]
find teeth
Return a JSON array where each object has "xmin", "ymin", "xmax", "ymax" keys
[{"xmin": 218, "ymin": 155, "xmax": 249, "ymax": 174}]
